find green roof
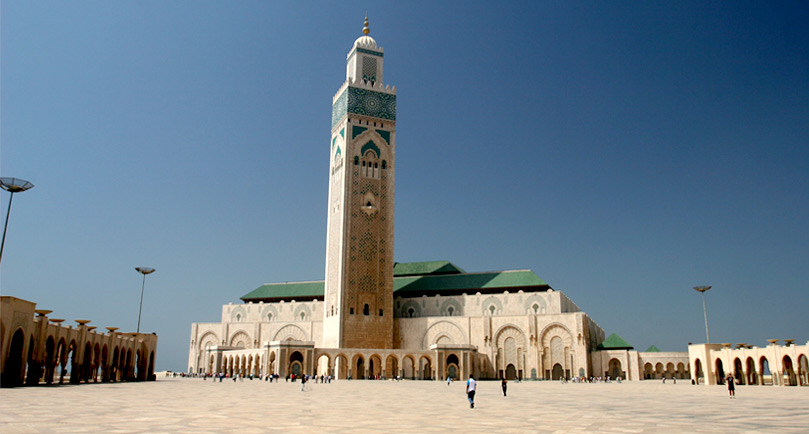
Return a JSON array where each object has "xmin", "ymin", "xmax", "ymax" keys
[
  {"xmin": 393, "ymin": 270, "xmax": 546, "ymax": 295},
  {"xmin": 645, "ymin": 345, "xmax": 661, "ymax": 352},
  {"xmin": 240, "ymin": 263, "xmax": 549, "ymax": 302},
  {"xmin": 240, "ymin": 280, "xmax": 324, "ymax": 301},
  {"xmin": 597, "ymin": 333, "xmax": 634, "ymax": 350},
  {"xmin": 393, "ymin": 261, "xmax": 465, "ymax": 277}
]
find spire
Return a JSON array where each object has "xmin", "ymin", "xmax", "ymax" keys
[{"xmin": 363, "ymin": 14, "xmax": 370, "ymax": 35}]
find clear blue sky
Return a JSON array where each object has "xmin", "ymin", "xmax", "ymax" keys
[{"xmin": 2, "ymin": 1, "xmax": 807, "ymax": 372}]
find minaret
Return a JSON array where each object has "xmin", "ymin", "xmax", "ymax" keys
[{"xmin": 323, "ymin": 16, "xmax": 396, "ymax": 349}]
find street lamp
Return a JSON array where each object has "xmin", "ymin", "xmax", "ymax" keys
[
  {"xmin": 0, "ymin": 177, "xmax": 34, "ymax": 264},
  {"xmin": 135, "ymin": 267, "xmax": 156, "ymax": 333},
  {"xmin": 693, "ymin": 285, "xmax": 712, "ymax": 343}
]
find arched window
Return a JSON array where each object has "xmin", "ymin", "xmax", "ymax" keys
[
  {"xmin": 267, "ymin": 313, "xmax": 273, "ymax": 322},
  {"xmin": 408, "ymin": 308, "xmax": 415, "ymax": 318},
  {"xmin": 489, "ymin": 305, "xmax": 496, "ymax": 315},
  {"xmin": 379, "ymin": 309, "xmax": 383, "ymax": 316},
  {"xmin": 532, "ymin": 304, "xmax": 539, "ymax": 314},
  {"xmin": 447, "ymin": 306, "xmax": 454, "ymax": 316},
  {"xmin": 236, "ymin": 314, "xmax": 241, "ymax": 322},
  {"xmin": 300, "ymin": 312, "xmax": 306, "ymax": 321},
  {"xmin": 382, "ymin": 161, "xmax": 387, "ymax": 170},
  {"xmin": 363, "ymin": 304, "xmax": 370, "ymax": 316},
  {"xmin": 354, "ymin": 156, "xmax": 359, "ymax": 166}
]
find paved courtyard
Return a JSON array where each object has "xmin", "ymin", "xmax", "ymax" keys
[{"xmin": 1, "ymin": 378, "xmax": 808, "ymax": 433}]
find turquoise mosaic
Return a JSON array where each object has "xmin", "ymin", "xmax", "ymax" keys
[
  {"xmin": 357, "ymin": 47, "xmax": 384, "ymax": 57},
  {"xmin": 331, "ymin": 90, "xmax": 348, "ymax": 129},
  {"xmin": 339, "ymin": 127, "xmax": 345, "ymax": 138},
  {"xmin": 332, "ymin": 136, "xmax": 338, "ymax": 148},
  {"xmin": 347, "ymin": 87, "xmax": 396, "ymax": 121},
  {"xmin": 333, "ymin": 87, "xmax": 396, "ymax": 128},
  {"xmin": 376, "ymin": 129, "xmax": 390, "ymax": 145},
  {"xmin": 361, "ymin": 140, "xmax": 380, "ymax": 158},
  {"xmin": 352, "ymin": 126, "xmax": 368, "ymax": 139}
]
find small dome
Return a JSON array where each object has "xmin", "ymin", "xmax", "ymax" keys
[{"xmin": 353, "ymin": 35, "xmax": 378, "ymax": 49}]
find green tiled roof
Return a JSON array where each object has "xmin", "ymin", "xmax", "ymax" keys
[
  {"xmin": 240, "ymin": 281, "xmax": 324, "ymax": 301},
  {"xmin": 393, "ymin": 270, "xmax": 546, "ymax": 295},
  {"xmin": 240, "ymin": 264, "xmax": 549, "ymax": 302},
  {"xmin": 393, "ymin": 261, "xmax": 465, "ymax": 276},
  {"xmin": 597, "ymin": 333, "xmax": 634, "ymax": 350},
  {"xmin": 645, "ymin": 345, "xmax": 660, "ymax": 352}
]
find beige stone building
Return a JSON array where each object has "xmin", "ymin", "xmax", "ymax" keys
[
  {"xmin": 1, "ymin": 296, "xmax": 158, "ymax": 387},
  {"xmin": 187, "ymin": 21, "xmax": 695, "ymax": 382}
]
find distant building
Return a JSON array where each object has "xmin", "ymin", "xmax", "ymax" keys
[{"xmin": 0, "ymin": 296, "xmax": 158, "ymax": 387}]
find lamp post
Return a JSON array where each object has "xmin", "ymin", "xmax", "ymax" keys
[
  {"xmin": 693, "ymin": 285, "xmax": 712, "ymax": 343},
  {"xmin": 135, "ymin": 267, "xmax": 155, "ymax": 333},
  {"xmin": 0, "ymin": 177, "xmax": 35, "ymax": 265}
]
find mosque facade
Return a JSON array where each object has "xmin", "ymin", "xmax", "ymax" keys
[{"xmin": 187, "ymin": 21, "xmax": 807, "ymax": 385}]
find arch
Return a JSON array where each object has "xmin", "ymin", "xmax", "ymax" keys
[
  {"xmin": 539, "ymin": 323, "xmax": 572, "ymax": 380},
  {"xmin": 694, "ymin": 358, "xmax": 704, "ymax": 384},
  {"xmin": 798, "ymin": 354, "xmax": 808, "ymax": 386},
  {"xmin": 439, "ymin": 299, "xmax": 463, "ymax": 317},
  {"xmin": 746, "ymin": 357, "xmax": 757, "ymax": 385},
  {"xmin": 402, "ymin": 355, "xmax": 416, "ymax": 380},
  {"xmin": 552, "ymin": 363, "xmax": 564, "ymax": 380},
  {"xmin": 608, "ymin": 358, "xmax": 623, "ymax": 379},
  {"xmin": 644, "ymin": 363, "xmax": 653, "ymax": 379},
  {"xmin": 385, "ymin": 355, "xmax": 398, "ymax": 379},
  {"xmin": 1, "ymin": 329, "xmax": 25, "ymax": 387},
  {"xmin": 505, "ymin": 364, "xmax": 517, "ymax": 380},
  {"xmin": 446, "ymin": 354, "xmax": 460, "ymax": 380},
  {"xmin": 353, "ymin": 354, "xmax": 365, "ymax": 379},
  {"xmin": 334, "ymin": 354, "xmax": 348, "ymax": 379},
  {"xmin": 289, "ymin": 351, "xmax": 304, "ymax": 377},
  {"xmin": 273, "ymin": 324, "xmax": 307, "ymax": 341},
  {"xmin": 715, "ymin": 359, "xmax": 725, "ymax": 385},
  {"xmin": 361, "ymin": 140, "xmax": 381, "ymax": 158},
  {"xmin": 783, "ymin": 355, "xmax": 797, "ymax": 386},
  {"xmin": 495, "ymin": 325, "xmax": 526, "ymax": 380},
  {"xmin": 44, "ymin": 336, "xmax": 56, "ymax": 384},
  {"xmin": 422, "ymin": 321, "xmax": 466, "ymax": 348},
  {"xmin": 293, "ymin": 304, "xmax": 312, "ymax": 322},
  {"xmin": 400, "ymin": 300, "xmax": 421, "ymax": 318},
  {"xmin": 481, "ymin": 296, "xmax": 503, "ymax": 316},
  {"xmin": 316, "ymin": 354, "xmax": 331, "ymax": 376},
  {"xmin": 759, "ymin": 356, "xmax": 771, "ymax": 385},
  {"xmin": 369, "ymin": 354, "xmax": 382, "ymax": 378},
  {"xmin": 733, "ymin": 358, "xmax": 745, "ymax": 385},
  {"xmin": 523, "ymin": 293, "xmax": 548, "ymax": 314},
  {"xmin": 261, "ymin": 305, "xmax": 279, "ymax": 322},
  {"xmin": 198, "ymin": 331, "xmax": 219, "ymax": 351},
  {"xmin": 230, "ymin": 306, "xmax": 247, "ymax": 323},
  {"xmin": 419, "ymin": 355, "xmax": 432, "ymax": 380},
  {"xmin": 229, "ymin": 331, "xmax": 251, "ymax": 348}
]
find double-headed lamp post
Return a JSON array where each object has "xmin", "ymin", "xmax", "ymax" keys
[
  {"xmin": 0, "ymin": 177, "xmax": 35, "ymax": 265},
  {"xmin": 135, "ymin": 267, "xmax": 156, "ymax": 333},
  {"xmin": 693, "ymin": 285, "xmax": 712, "ymax": 343}
]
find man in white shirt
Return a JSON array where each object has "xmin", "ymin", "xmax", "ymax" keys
[{"xmin": 466, "ymin": 375, "xmax": 477, "ymax": 408}]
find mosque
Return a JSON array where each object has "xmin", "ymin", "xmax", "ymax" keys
[{"xmin": 186, "ymin": 19, "xmax": 807, "ymax": 385}]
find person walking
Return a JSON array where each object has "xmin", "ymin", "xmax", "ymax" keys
[
  {"xmin": 301, "ymin": 374, "xmax": 307, "ymax": 392},
  {"xmin": 726, "ymin": 374, "xmax": 736, "ymax": 399},
  {"xmin": 501, "ymin": 378, "xmax": 507, "ymax": 397},
  {"xmin": 466, "ymin": 375, "xmax": 477, "ymax": 408}
]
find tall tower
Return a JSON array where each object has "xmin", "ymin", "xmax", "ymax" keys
[{"xmin": 323, "ymin": 17, "xmax": 396, "ymax": 349}]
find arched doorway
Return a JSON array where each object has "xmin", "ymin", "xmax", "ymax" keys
[
  {"xmin": 335, "ymin": 354, "xmax": 348, "ymax": 379},
  {"xmin": 505, "ymin": 364, "xmax": 517, "ymax": 380},
  {"xmin": 694, "ymin": 359, "xmax": 704, "ymax": 384},
  {"xmin": 1, "ymin": 329, "xmax": 25, "ymax": 387},
  {"xmin": 551, "ymin": 363, "xmax": 564, "ymax": 380},
  {"xmin": 608, "ymin": 358, "xmax": 623, "ymax": 379},
  {"xmin": 447, "ymin": 354, "xmax": 460, "ymax": 380},
  {"xmin": 746, "ymin": 357, "xmax": 757, "ymax": 385},
  {"xmin": 760, "ymin": 357, "xmax": 771, "ymax": 385},
  {"xmin": 403, "ymin": 356, "xmax": 415, "ymax": 380},
  {"xmin": 385, "ymin": 355, "xmax": 398, "ymax": 379},
  {"xmin": 643, "ymin": 363, "xmax": 653, "ymax": 380},
  {"xmin": 289, "ymin": 351, "xmax": 304, "ymax": 376},
  {"xmin": 798, "ymin": 354, "xmax": 808, "ymax": 386},
  {"xmin": 783, "ymin": 356, "xmax": 797, "ymax": 386},
  {"xmin": 369, "ymin": 354, "xmax": 382, "ymax": 378},
  {"xmin": 715, "ymin": 359, "xmax": 725, "ymax": 385},
  {"xmin": 355, "ymin": 355, "xmax": 365, "ymax": 379},
  {"xmin": 44, "ymin": 337, "xmax": 56, "ymax": 384},
  {"xmin": 733, "ymin": 358, "xmax": 744, "ymax": 385},
  {"xmin": 419, "ymin": 356, "xmax": 432, "ymax": 380},
  {"xmin": 316, "ymin": 354, "xmax": 331, "ymax": 376}
]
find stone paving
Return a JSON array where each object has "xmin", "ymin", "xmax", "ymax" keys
[{"xmin": 1, "ymin": 378, "xmax": 808, "ymax": 433}]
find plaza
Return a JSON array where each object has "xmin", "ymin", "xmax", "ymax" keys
[{"xmin": 1, "ymin": 378, "xmax": 808, "ymax": 433}]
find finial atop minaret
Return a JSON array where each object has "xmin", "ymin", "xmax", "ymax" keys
[{"xmin": 363, "ymin": 14, "xmax": 370, "ymax": 35}]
